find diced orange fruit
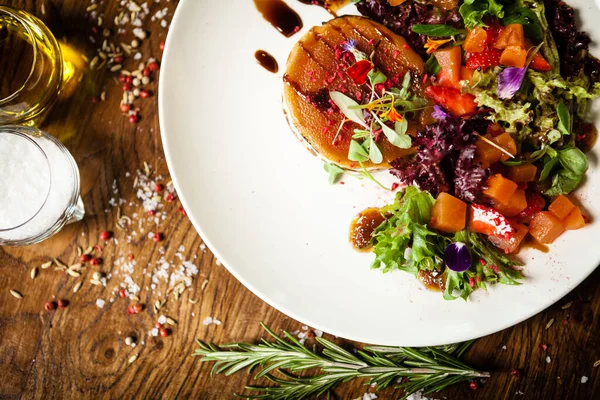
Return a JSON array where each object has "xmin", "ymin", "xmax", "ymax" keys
[
  {"xmin": 483, "ymin": 174, "xmax": 518, "ymax": 205},
  {"xmin": 493, "ymin": 189, "xmax": 527, "ymax": 217},
  {"xmin": 429, "ymin": 192, "xmax": 467, "ymax": 233},
  {"xmin": 461, "ymin": 66, "xmax": 474, "ymax": 83},
  {"xmin": 563, "ymin": 207, "xmax": 585, "ymax": 230},
  {"xmin": 548, "ymin": 195, "xmax": 575, "ymax": 220},
  {"xmin": 487, "ymin": 122, "xmax": 505, "ymax": 137},
  {"xmin": 437, "ymin": 69, "xmax": 460, "ymax": 90},
  {"xmin": 493, "ymin": 132, "xmax": 517, "ymax": 161},
  {"xmin": 529, "ymin": 211, "xmax": 565, "ymax": 244},
  {"xmin": 475, "ymin": 133, "xmax": 517, "ymax": 168},
  {"xmin": 435, "ymin": 46, "xmax": 462, "ymax": 88},
  {"xmin": 488, "ymin": 222, "xmax": 529, "ymax": 254},
  {"xmin": 425, "ymin": 86, "xmax": 477, "ymax": 117},
  {"xmin": 508, "ymin": 164, "xmax": 537, "ymax": 183},
  {"xmin": 500, "ymin": 46, "xmax": 527, "ymax": 68},
  {"xmin": 464, "ymin": 27, "xmax": 487, "ymax": 52},
  {"xmin": 495, "ymin": 24, "xmax": 525, "ymax": 49}
]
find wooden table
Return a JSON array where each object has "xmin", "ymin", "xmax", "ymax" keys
[{"xmin": 0, "ymin": 1, "xmax": 599, "ymax": 399}]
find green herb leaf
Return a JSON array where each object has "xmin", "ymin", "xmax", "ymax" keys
[
  {"xmin": 373, "ymin": 113, "xmax": 412, "ymax": 149},
  {"xmin": 557, "ymin": 102, "xmax": 571, "ymax": 135},
  {"xmin": 348, "ymin": 139, "xmax": 369, "ymax": 162},
  {"xmin": 425, "ymin": 54, "xmax": 441, "ymax": 75},
  {"xmin": 395, "ymin": 119, "xmax": 408, "ymax": 136},
  {"xmin": 352, "ymin": 129, "xmax": 371, "ymax": 139},
  {"xmin": 195, "ymin": 323, "xmax": 489, "ymax": 400},
  {"xmin": 323, "ymin": 163, "xmax": 344, "ymax": 185},
  {"xmin": 411, "ymin": 24, "xmax": 461, "ymax": 37},
  {"xmin": 460, "ymin": 0, "xmax": 505, "ymax": 29},
  {"xmin": 547, "ymin": 129, "xmax": 561, "ymax": 144},
  {"xmin": 402, "ymin": 71, "xmax": 412, "ymax": 90},
  {"xmin": 368, "ymin": 137, "xmax": 383, "ymax": 164},
  {"xmin": 539, "ymin": 155, "xmax": 559, "ymax": 181},
  {"xmin": 559, "ymin": 147, "xmax": 588, "ymax": 175},
  {"xmin": 545, "ymin": 169, "xmax": 583, "ymax": 196},
  {"xmin": 368, "ymin": 69, "xmax": 387, "ymax": 86},
  {"xmin": 329, "ymin": 91, "xmax": 367, "ymax": 128}
]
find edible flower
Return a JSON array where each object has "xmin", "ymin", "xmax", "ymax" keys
[
  {"xmin": 342, "ymin": 39, "xmax": 358, "ymax": 53},
  {"xmin": 431, "ymin": 104, "xmax": 450, "ymax": 121},
  {"xmin": 497, "ymin": 67, "xmax": 527, "ymax": 100},
  {"xmin": 346, "ymin": 59, "xmax": 374, "ymax": 85},
  {"xmin": 380, "ymin": 103, "xmax": 403, "ymax": 122},
  {"xmin": 424, "ymin": 37, "xmax": 452, "ymax": 54},
  {"xmin": 444, "ymin": 242, "xmax": 472, "ymax": 272}
]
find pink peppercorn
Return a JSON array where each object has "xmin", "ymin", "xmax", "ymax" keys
[
  {"xmin": 80, "ymin": 254, "xmax": 91, "ymax": 262},
  {"xmin": 153, "ymin": 232, "xmax": 163, "ymax": 242},
  {"xmin": 128, "ymin": 114, "xmax": 139, "ymax": 124},
  {"xmin": 99, "ymin": 231, "xmax": 112, "ymax": 241}
]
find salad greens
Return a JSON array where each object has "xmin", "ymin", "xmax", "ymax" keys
[
  {"xmin": 371, "ymin": 187, "xmax": 523, "ymax": 301},
  {"xmin": 459, "ymin": 0, "xmax": 505, "ymax": 29}
]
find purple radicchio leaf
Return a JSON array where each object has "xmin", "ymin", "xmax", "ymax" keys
[
  {"xmin": 497, "ymin": 67, "xmax": 527, "ymax": 100},
  {"xmin": 444, "ymin": 242, "xmax": 472, "ymax": 272},
  {"xmin": 431, "ymin": 105, "xmax": 450, "ymax": 121}
]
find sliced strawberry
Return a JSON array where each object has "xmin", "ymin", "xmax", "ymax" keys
[
  {"xmin": 466, "ymin": 49, "xmax": 502, "ymax": 70},
  {"xmin": 530, "ymin": 53, "xmax": 552, "ymax": 72},
  {"xmin": 468, "ymin": 204, "xmax": 515, "ymax": 239},
  {"xmin": 425, "ymin": 86, "xmax": 477, "ymax": 117}
]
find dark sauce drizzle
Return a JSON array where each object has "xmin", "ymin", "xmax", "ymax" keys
[
  {"xmin": 253, "ymin": 0, "xmax": 303, "ymax": 37},
  {"xmin": 255, "ymin": 50, "xmax": 279, "ymax": 73}
]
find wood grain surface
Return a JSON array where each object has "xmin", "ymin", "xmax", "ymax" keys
[{"xmin": 0, "ymin": 1, "xmax": 599, "ymax": 399}]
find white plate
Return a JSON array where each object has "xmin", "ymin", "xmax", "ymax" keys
[{"xmin": 159, "ymin": 0, "xmax": 600, "ymax": 346}]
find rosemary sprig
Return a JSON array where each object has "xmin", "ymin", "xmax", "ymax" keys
[{"xmin": 194, "ymin": 324, "xmax": 489, "ymax": 400}]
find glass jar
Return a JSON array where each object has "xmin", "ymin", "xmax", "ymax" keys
[
  {"xmin": 0, "ymin": 126, "xmax": 84, "ymax": 245},
  {"xmin": 0, "ymin": 6, "xmax": 63, "ymax": 126}
]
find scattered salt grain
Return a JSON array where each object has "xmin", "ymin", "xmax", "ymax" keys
[
  {"xmin": 546, "ymin": 356, "xmax": 551, "ymax": 363},
  {"xmin": 96, "ymin": 299, "xmax": 105, "ymax": 308},
  {"xmin": 581, "ymin": 376, "xmax": 589, "ymax": 383},
  {"xmin": 314, "ymin": 329, "xmax": 323, "ymax": 337},
  {"xmin": 362, "ymin": 394, "xmax": 378, "ymax": 400},
  {"xmin": 157, "ymin": 315, "xmax": 166, "ymax": 324},
  {"xmin": 151, "ymin": 328, "xmax": 159, "ymax": 337},
  {"xmin": 502, "ymin": 345, "xmax": 507, "ymax": 350},
  {"xmin": 202, "ymin": 316, "xmax": 222, "ymax": 326}
]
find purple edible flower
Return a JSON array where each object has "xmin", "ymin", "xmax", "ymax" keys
[
  {"xmin": 431, "ymin": 105, "xmax": 450, "ymax": 121},
  {"xmin": 342, "ymin": 39, "xmax": 358, "ymax": 53},
  {"xmin": 497, "ymin": 67, "xmax": 527, "ymax": 100},
  {"xmin": 444, "ymin": 242, "xmax": 472, "ymax": 272}
]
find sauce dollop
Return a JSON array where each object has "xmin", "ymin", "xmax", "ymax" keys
[
  {"xmin": 255, "ymin": 50, "xmax": 279, "ymax": 73},
  {"xmin": 349, "ymin": 208, "xmax": 385, "ymax": 251},
  {"xmin": 253, "ymin": 0, "xmax": 303, "ymax": 37},
  {"xmin": 418, "ymin": 270, "xmax": 447, "ymax": 292}
]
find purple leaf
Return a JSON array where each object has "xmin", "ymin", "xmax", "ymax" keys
[
  {"xmin": 431, "ymin": 105, "xmax": 450, "ymax": 121},
  {"xmin": 497, "ymin": 67, "xmax": 527, "ymax": 100},
  {"xmin": 444, "ymin": 242, "xmax": 472, "ymax": 272}
]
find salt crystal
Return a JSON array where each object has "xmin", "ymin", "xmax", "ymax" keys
[
  {"xmin": 502, "ymin": 345, "xmax": 507, "ymax": 350},
  {"xmin": 133, "ymin": 52, "xmax": 142, "ymax": 60},
  {"xmin": 203, "ymin": 316, "xmax": 222, "ymax": 326},
  {"xmin": 362, "ymin": 394, "xmax": 378, "ymax": 400},
  {"xmin": 546, "ymin": 356, "xmax": 551, "ymax": 363},
  {"xmin": 161, "ymin": 20, "xmax": 167, "ymax": 28},
  {"xmin": 151, "ymin": 328, "xmax": 158, "ymax": 336},
  {"xmin": 157, "ymin": 315, "xmax": 166, "ymax": 324},
  {"xmin": 581, "ymin": 376, "xmax": 588, "ymax": 383},
  {"xmin": 314, "ymin": 329, "xmax": 323, "ymax": 337},
  {"xmin": 96, "ymin": 299, "xmax": 105, "ymax": 308}
]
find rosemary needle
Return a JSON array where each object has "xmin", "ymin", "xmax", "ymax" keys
[{"xmin": 194, "ymin": 323, "xmax": 489, "ymax": 400}]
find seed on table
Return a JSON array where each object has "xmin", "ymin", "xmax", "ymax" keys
[
  {"xmin": 110, "ymin": 64, "xmax": 122, "ymax": 72},
  {"xmin": 131, "ymin": 39, "xmax": 139, "ymax": 48},
  {"xmin": 594, "ymin": 360, "xmax": 600, "ymax": 368},
  {"xmin": 562, "ymin": 301, "xmax": 573, "ymax": 310},
  {"xmin": 133, "ymin": 78, "xmax": 141, "ymax": 87},
  {"xmin": 86, "ymin": 4, "xmax": 98, "ymax": 12},
  {"xmin": 45, "ymin": 301, "xmax": 56, "ymax": 311},
  {"xmin": 128, "ymin": 354, "xmax": 139, "ymax": 364},
  {"xmin": 67, "ymin": 269, "xmax": 81, "ymax": 277},
  {"xmin": 125, "ymin": 336, "xmax": 134, "ymax": 345},
  {"xmin": 30, "ymin": 268, "xmax": 38, "ymax": 280},
  {"xmin": 165, "ymin": 317, "xmax": 177, "ymax": 326},
  {"xmin": 141, "ymin": 76, "xmax": 150, "ymax": 85},
  {"xmin": 92, "ymin": 272, "xmax": 103, "ymax": 281},
  {"xmin": 10, "ymin": 289, "xmax": 23, "ymax": 299},
  {"xmin": 138, "ymin": 62, "xmax": 145, "ymax": 71},
  {"xmin": 41, "ymin": 261, "xmax": 53, "ymax": 269},
  {"xmin": 73, "ymin": 281, "xmax": 83, "ymax": 293},
  {"xmin": 133, "ymin": 88, "xmax": 140, "ymax": 97},
  {"xmin": 90, "ymin": 279, "xmax": 103, "ymax": 286},
  {"xmin": 58, "ymin": 299, "xmax": 69, "ymax": 308}
]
